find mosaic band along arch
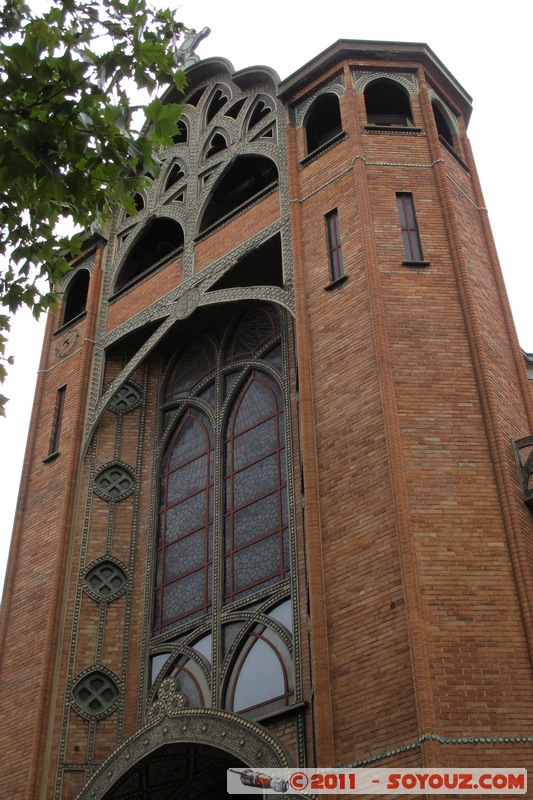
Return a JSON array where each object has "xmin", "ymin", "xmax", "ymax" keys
[
  {"xmin": 294, "ymin": 78, "xmax": 345, "ymax": 128},
  {"xmin": 352, "ymin": 69, "xmax": 418, "ymax": 95},
  {"xmin": 427, "ymin": 88, "xmax": 460, "ymax": 135}
]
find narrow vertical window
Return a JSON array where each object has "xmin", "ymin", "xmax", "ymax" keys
[
  {"xmin": 49, "ymin": 386, "xmax": 66, "ymax": 456},
  {"xmin": 326, "ymin": 209, "xmax": 344, "ymax": 281},
  {"xmin": 153, "ymin": 408, "xmax": 214, "ymax": 634},
  {"xmin": 396, "ymin": 193, "xmax": 424, "ymax": 262}
]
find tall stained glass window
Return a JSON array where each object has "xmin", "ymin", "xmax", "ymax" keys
[{"xmin": 151, "ymin": 304, "xmax": 294, "ymax": 719}]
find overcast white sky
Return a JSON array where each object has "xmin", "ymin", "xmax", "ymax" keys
[{"xmin": 1, "ymin": 0, "xmax": 531, "ymax": 592}]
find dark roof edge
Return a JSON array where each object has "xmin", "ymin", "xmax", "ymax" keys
[{"xmin": 278, "ymin": 39, "xmax": 473, "ymax": 123}]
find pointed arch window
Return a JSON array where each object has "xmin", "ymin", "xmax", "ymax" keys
[
  {"xmin": 154, "ymin": 305, "xmax": 289, "ymax": 635},
  {"xmin": 152, "ymin": 304, "xmax": 295, "ymax": 718},
  {"xmin": 224, "ymin": 372, "xmax": 288, "ymax": 604},
  {"xmin": 153, "ymin": 408, "xmax": 214, "ymax": 633}
]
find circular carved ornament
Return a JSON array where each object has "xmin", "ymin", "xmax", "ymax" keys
[
  {"xmin": 174, "ymin": 287, "xmax": 201, "ymax": 319},
  {"xmin": 55, "ymin": 328, "xmax": 79, "ymax": 358}
]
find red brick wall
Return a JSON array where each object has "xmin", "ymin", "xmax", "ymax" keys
[{"xmin": 2, "ymin": 48, "xmax": 533, "ymax": 799}]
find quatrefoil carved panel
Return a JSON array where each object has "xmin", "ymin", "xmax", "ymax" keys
[
  {"xmin": 94, "ymin": 463, "xmax": 136, "ymax": 501},
  {"xmin": 72, "ymin": 668, "xmax": 120, "ymax": 720},
  {"xmin": 84, "ymin": 559, "xmax": 128, "ymax": 602},
  {"xmin": 108, "ymin": 382, "xmax": 143, "ymax": 414}
]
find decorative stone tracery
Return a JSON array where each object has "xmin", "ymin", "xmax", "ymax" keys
[{"xmin": 75, "ymin": 680, "xmax": 292, "ymax": 800}]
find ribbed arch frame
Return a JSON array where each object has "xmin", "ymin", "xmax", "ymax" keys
[
  {"xmin": 102, "ymin": 67, "xmax": 284, "ymax": 301},
  {"xmin": 75, "ymin": 707, "xmax": 292, "ymax": 800}
]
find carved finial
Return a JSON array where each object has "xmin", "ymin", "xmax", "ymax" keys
[{"xmin": 179, "ymin": 26, "xmax": 211, "ymax": 69}]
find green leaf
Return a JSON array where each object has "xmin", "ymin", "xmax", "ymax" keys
[{"xmin": 0, "ymin": 0, "xmax": 191, "ymax": 405}]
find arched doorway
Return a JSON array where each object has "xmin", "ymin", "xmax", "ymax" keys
[
  {"xmin": 76, "ymin": 689, "xmax": 292, "ymax": 800},
  {"xmin": 102, "ymin": 742, "xmax": 251, "ymax": 799}
]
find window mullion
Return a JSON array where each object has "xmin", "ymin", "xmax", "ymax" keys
[{"xmin": 211, "ymin": 368, "xmax": 226, "ymax": 709}]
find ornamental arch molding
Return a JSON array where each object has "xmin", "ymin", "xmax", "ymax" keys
[
  {"xmin": 352, "ymin": 70, "xmax": 418, "ymax": 95},
  {"xmin": 295, "ymin": 78, "xmax": 345, "ymax": 127},
  {"xmin": 75, "ymin": 706, "xmax": 292, "ymax": 800},
  {"xmin": 59, "ymin": 255, "xmax": 95, "ymax": 292},
  {"xmin": 428, "ymin": 88, "xmax": 460, "ymax": 134}
]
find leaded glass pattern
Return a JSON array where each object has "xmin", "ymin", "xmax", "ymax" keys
[
  {"xmin": 154, "ymin": 408, "xmax": 213, "ymax": 633},
  {"xmin": 224, "ymin": 372, "xmax": 288, "ymax": 603},
  {"xmin": 226, "ymin": 305, "xmax": 280, "ymax": 363},
  {"xmin": 165, "ymin": 340, "xmax": 215, "ymax": 400},
  {"xmin": 152, "ymin": 304, "xmax": 294, "ymax": 720}
]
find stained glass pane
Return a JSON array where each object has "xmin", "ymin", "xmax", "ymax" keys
[
  {"xmin": 226, "ymin": 306, "xmax": 279, "ymax": 363},
  {"xmin": 232, "ymin": 418, "xmax": 277, "ymax": 471},
  {"xmin": 232, "ymin": 636, "xmax": 285, "ymax": 712},
  {"xmin": 165, "ymin": 492, "xmax": 208, "ymax": 542},
  {"xmin": 281, "ymin": 486, "xmax": 288, "ymax": 525},
  {"xmin": 224, "ymin": 371, "xmax": 241, "ymax": 397},
  {"xmin": 230, "ymin": 533, "xmax": 283, "ymax": 598},
  {"xmin": 224, "ymin": 369, "xmax": 287, "ymax": 604},
  {"xmin": 168, "ymin": 415, "xmax": 211, "ymax": 469},
  {"xmin": 174, "ymin": 664, "xmax": 205, "ymax": 707},
  {"xmin": 231, "ymin": 454, "xmax": 279, "ymax": 510},
  {"xmin": 156, "ymin": 306, "xmax": 291, "ymax": 641},
  {"xmin": 167, "ymin": 454, "xmax": 208, "ymax": 505},
  {"xmin": 164, "ymin": 530, "xmax": 208, "ymax": 581},
  {"xmin": 229, "ymin": 492, "xmax": 279, "ymax": 549},
  {"xmin": 153, "ymin": 589, "xmax": 161, "ymax": 628},
  {"xmin": 207, "ymin": 563, "xmax": 213, "ymax": 604},
  {"xmin": 231, "ymin": 378, "xmax": 279, "ymax": 434},
  {"xmin": 162, "ymin": 569, "xmax": 208, "ymax": 624},
  {"xmin": 165, "ymin": 342, "xmax": 214, "ymax": 399},
  {"xmin": 155, "ymin": 409, "xmax": 213, "ymax": 635},
  {"xmin": 282, "ymin": 529, "xmax": 289, "ymax": 576},
  {"xmin": 198, "ymin": 380, "xmax": 216, "ymax": 405},
  {"xmin": 263, "ymin": 344, "xmax": 282, "ymax": 370}
]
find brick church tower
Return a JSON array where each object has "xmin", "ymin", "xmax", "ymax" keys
[{"xmin": 2, "ymin": 39, "xmax": 533, "ymax": 798}]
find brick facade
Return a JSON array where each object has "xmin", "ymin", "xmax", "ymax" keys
[{"xmin": 1, "ymin": 39, "xmax": 532, "ymax": 799}]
